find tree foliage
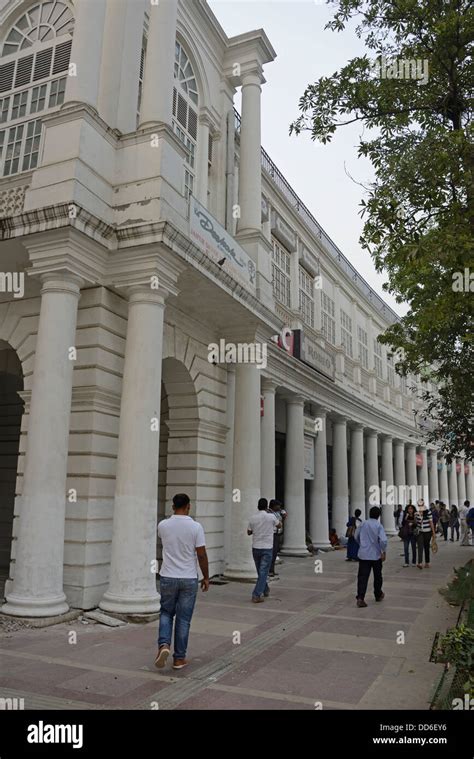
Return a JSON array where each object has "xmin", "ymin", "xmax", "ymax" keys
[{"xmin": 291, "ymin": 0, "xmax": 473, "ymax": 458}]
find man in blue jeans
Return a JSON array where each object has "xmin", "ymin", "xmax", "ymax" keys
[
  {"xmin": 247, "ymin": 498, "xmax": 281, "ymax": 603},
  {"xmin": 155, "ymin": 493, "xmax": 209, "ymax": 670}
]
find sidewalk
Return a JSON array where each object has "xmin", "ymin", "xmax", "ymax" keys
[{"xmin": 0, "ymin": 538, "xmax": 470, "ymax": 710}]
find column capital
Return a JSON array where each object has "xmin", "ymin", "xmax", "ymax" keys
[
  {"xmin": 393, "ymin": 438, "xmax": 406, "ymax": 447},
  {"xmin": 380, "ymin": 433, "xmax": 393, "ymax": 442},
  {"xmin": 284, "ymin": 393, "xmax": 305, "ymax": 407},
  {"xmin": 261, "ymin": 377, "xmax": 278, "ymax": 393},
  {"xmin": 314, "ymin": 405, "xmax": 328, "ymax": 419},
  {"xmin": 350, "ymin": 421, "xmax": 364, "ymax": 432},
  {"xmin": 39, "ymin": 273, "xmax": 83, "ymax": 297},
  {"xmin": 331, "ymin": 413, "xmax": 348, "ymax": 425},
  {"xmin": 365, "ymin": 427, "xmax": 378, "ymax": 438}
]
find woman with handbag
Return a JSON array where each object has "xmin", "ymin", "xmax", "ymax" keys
[
  {"xmin": 415, "ymin": 499, "xmax": 436, "ymax": 569},
  {"xmin": 346, "ymin": 509, "xmax": 363, "ymax": 561},
  {"xmin": 400, "ymin": 504, "xmax": 417, "ymax": 566}
]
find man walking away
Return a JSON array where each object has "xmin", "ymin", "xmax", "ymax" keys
[
  {"xmin": 460, "ymin": 500, "xmax": 473, "ymax": 546},
  {"xmin": 415, "ymin": 498, "xmax": 436, "ymax": 568},
  {"xmin": 248, "ymin": 498, "xmax": 280, "ymax": 603},
  {"xmin": 467, "ymin": 501, "xmax": 474, "ymax": 544},
  {"xmin": 268, "ymin": 499, "xmax": 286, "ymax": 576},
  {"xmin": 355, "ymin": 506, "xmax": 387, "ymax": 608},
  {"xmin": 155, "ymin": 493, "xmax": 209, "ymax": 670}
]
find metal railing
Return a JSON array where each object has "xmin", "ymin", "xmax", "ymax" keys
[{"xmin": 234, "ymin": 108, "xmax": 399, "ymax": 324}]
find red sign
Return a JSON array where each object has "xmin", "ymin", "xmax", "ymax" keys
[
  {"xmin": 260, "ymin": 396, "xmax": 264, "ymax": 417},
  {"xmin": 456, "ymin": 462, "xmax": 461, "ymax": 474},
  {"xmin": 416, "ymin": 454, "xmax": 423, "ymax": 467}
]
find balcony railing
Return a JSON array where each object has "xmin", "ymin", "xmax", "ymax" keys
[{"xmin": 234, "ymin": 108, "xmax": 399, "ymax": 325}]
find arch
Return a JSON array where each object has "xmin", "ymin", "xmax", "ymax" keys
[
  {"xmin": 0, "ymin": 339, "xmax": 24, "ymax": 597},
  {"xmin": 2, "ymin": 0, "xmax": 73, "ymax": 57},
  {"xmin": 175, "ymin": 24, "xmax": 211, "ymax": 111}
]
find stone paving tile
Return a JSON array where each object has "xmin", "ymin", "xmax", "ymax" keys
[
  {"xmin": 176, "ymin": 686, "xmax": 315, "ymax": 710},
  {"xmin": 316, "ymin": 615, "xmax": 403, "ymax": 640}
]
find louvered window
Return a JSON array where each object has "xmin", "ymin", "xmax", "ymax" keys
[
  {"xmin": 172, "ymin": 42, "xmax": 199, "ymax": 200},
  {"xmin": 0, "ymin": 2, "xmax": 72, "ymax": 177},
  {"xmin": 14, "ymin": 55, "xmax": 33, "ymax": 88}
]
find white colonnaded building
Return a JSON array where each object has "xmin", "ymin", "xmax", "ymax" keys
[{"xmin": 0, "ymin": 0, "xmax": 471, "ymax": 618}]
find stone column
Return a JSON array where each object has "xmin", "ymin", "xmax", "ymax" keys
[
  {"xmin": 428, "ymin": 449, "xmax": 439, "ymax": 504},
  {"xmin": 281, "ymin": 396, "xmax": 307, "ymax": 556},
  {"xmin": 223, "ymin": 367, "xmax": 236, "ymax": 567},
  {"xmin": 196, "ymin": 115, "xmax": 211, "ymax": 206},
  {"xmin": 405, "ymin": 443, "xmax": 418, "ymax": 505},
  {"xmin": 309, "ymin": 409, "xmax": 330, "ymax": 549},
  {"xmin": 138, "ymin": 0, "xmax": 178, "ymax": 129},
  {"xmin": 64, "ymin": 0, "xmax": 107, "ymax": 111},
  {"xmin": 438, "ymin": 456, "xmax": 449, "ymax": 504},
  {"xmin": 350, "ymin": 424, "xmax": 365, "ymax": 517},
  {"xmin": 237, "ymin": 71, "xmax": 262, "ymax": 234},
  {"xmin": 3, "ymin": 275, "xmax": 82, "ymax": 617},
  {"xmin": 448, "ymin": 459, "xmax": 458, "ymax": 508},
  {"xmin": 260, "ymin": 379, "xmax": 276, "ymax": 501},
  {"xmin": 393, "ymin": 439, "xmax": 406, "ymax": 508},
  {"xmin": 457, "ymin": 458, "xmax": 466, "ymax": 507},
  {"xmin": 332, "ymin": 416, "xmax": 349, "ymax": 537},
  {"xmin": 466, "ymin": 460, "xmax": 473, "ymax": 504},
  {"xmin": 419, "ymin": 445, "xmax": 429, "ymax": 502},
  {"xmin": 224, "ymin": 363, "xmax": 261, "ymax": 579},
  {"xmin": 381, "ymin": 435, "xmax": 395, "ymax": 534},
  {"xmin": 100, "ymin": 287, "xmax": 166, "ymax": 614},
  {"xmin": 365, "ymin": 429, "xmax": 379, "ymax": 518}
]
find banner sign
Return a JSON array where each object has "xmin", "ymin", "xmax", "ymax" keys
[
  {"xmin": 190, "ymin": 196, "xmax": 257, "ymax": 294},
  {"xmin": 293, "ymin": 329, "xmax": 335, "ymax": 380}
]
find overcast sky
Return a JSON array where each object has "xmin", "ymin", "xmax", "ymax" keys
[{"xmin": 208, "ymin": 0, "xmax": 407, "ymax": 316}]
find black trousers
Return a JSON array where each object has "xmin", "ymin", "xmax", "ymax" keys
[
  {"xmin": 441, "ymin": 522, "xmax": 448, "ymax": 540},
  {"xmin": 357, "ymin": 559, "xmax": 383, "ymax": 600},
  {"xmin": 417, "ymin": 531, "xmax": 431, "ymax": 564},
  {"xmin": 270, "ymin": 533, "xmax": 279, "ymax": 573}
]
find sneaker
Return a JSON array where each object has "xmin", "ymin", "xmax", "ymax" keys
[
  {"xmin": 356, "ymin": 598, "xmax": 367, "ymax": 608},
  {"xmin": 172, "ymin": 658, "xmax": 188, "ymax": 670},
  {"xmin": 154, "ymin": 645, "xmax": 170, "ymax": 669},
  {"xmin": 424, "ymin": 563, "xmax": 430, "ymax": 568},
  {"xmin": 375, "ymin": 592, "xmax": 385, "ymax": 602},
  {"xmin": 417, "ymin": 564, "xmax": 423, "ymax": 570},
  {"xmin": 403, "ymin": 563, "xmax": 409, "ymax": 567},
  {"xmin": 252, "ymin": 596, "xmax": 264, "ymax": 603},
  {"xmin": 263, "ymin": 588, "xmax": 270, "ymax": 597}
]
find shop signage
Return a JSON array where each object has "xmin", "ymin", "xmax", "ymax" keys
[
  {"xmin": 416, "ymin": 453, "xmax": 423, "ymax": 467},
  {"xmin": 304, "ymin": 435, "xmax": 315, "ymax": 479},
  {"xmin": 456, "ymin": 462, "xmax": 461, "ymax": 474},
  {"xmin": 293, "ymin": 329, "xmax": 335, "ymax": 380},
  {"xmin": 190, "ymin": 197, "xmax": 257, "ymax": 294}
]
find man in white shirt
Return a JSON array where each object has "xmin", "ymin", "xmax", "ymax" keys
[
  {"xmin": 247, "ymin": 498, "xmax": 280, "ymax": 603},
  {"xmin": 459, "ymin": 500, "xmax": 471, "ymax": 546},
  {"xmin": 155, "ymin": 493, "xmax": 209, "ymax": 671}
]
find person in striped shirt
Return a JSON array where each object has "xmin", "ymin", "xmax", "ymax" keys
[{"xmin": 415, "ymin": 499, "xmax": 436, "ymax": 569}]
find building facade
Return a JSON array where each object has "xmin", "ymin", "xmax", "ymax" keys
[{"xmin": 0, "ymin": 0, "xmax": 471, "ymax": 617}]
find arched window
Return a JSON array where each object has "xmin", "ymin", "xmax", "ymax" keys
[
  {"xmin": 172, "ymin": 41, "xmax": 198, "ymax": 200},
  {"xmin": 2, "ymin": 1, "xmax": 73, "ymax": 57},
  {"xmin": 0, "ymin": 2, "xmax": 73, "ymax": 177}
]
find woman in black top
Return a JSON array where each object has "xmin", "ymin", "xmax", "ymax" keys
[{"xmin": 401, "ymin": 504, "xmax": 417, "ymax": 566}]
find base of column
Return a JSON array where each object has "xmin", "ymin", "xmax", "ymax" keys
[
  {"xmin": 2, "ymin": 592, "xmax": 69, "ymax": 618},
  {"xmin": 312, "ymin": 541, "xmax": 332, "ymax": 550},
  {"xmin": 99, "ymin": 591, "xmax": 160, "ymax": 615},
  {"xmin": 223, "ymin": 568, "xmax": 257, "ymax": 582},
  {"xmin": 385, "ymin": 528, "xmax": 399, "ymax": 537},
  {"xmin": 280, "ymin": 547, "xmax": 310, "ymax": 557}
]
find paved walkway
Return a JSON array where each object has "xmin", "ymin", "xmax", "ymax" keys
[{"xmin": 0, "ymin": 538, "xmax": 470, "ymax": 710}]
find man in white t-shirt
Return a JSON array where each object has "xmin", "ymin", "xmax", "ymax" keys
[
  {"xmin": 247, "ymin": 498, "xmax": 280, "ymax": 603},
  {"xmin": 155, "ymin": 493, "xmax": 209, "ymax": 671}
]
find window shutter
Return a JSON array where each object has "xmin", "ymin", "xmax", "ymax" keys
[
  {"xmin": 172, "ymin": 87, "xmax": 177, "ymax": 117},
  {"xmin": 33, "ymin": 47, "xmax": 53, "ymax": 81},
  {"xmin": 208, "ymin": 131, "xmax": 213, "ymax": 165},
  {"xmin": 177, "ymin": 92, "xmax": 187, "ymax": 129},
  {"xmin": 52, "ymin": 39, "xmax": 72, "ymax": 74},
  {"xmin": 14, "ymin": 54, "xmax": 34, "ymax": 88},
  {"xmin": 0, "ymin": 61, "xmax": 15, "ymax": 93},
  {"xmin": 187, "ymin": 106, "xmax": 197, "ymax": 140}
]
